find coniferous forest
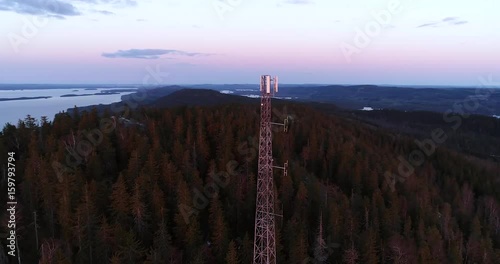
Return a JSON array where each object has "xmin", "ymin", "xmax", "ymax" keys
[{"xmin": 0, "ymin": 102, "xmax": 499, "ymax": 263}]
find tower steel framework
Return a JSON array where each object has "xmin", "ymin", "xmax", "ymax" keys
[{"xmin": 253, "ymin": 75, "xmax": 288, "ymax": 264}]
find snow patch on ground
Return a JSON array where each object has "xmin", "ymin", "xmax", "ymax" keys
[{"xmin": 236, "ymin": 89, "xmax": 256, "ymax": 92}]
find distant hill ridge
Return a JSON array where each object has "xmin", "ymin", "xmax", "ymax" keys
[{"xmin": 148, "ymin": 88, "xmax": 257, "ymax": 108}]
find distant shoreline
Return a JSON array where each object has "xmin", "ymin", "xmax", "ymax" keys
[
  {"xmin": 0, "ymin": 84, "xmax": 139, "ymax": 91},
  {"xmin": 0, "ymin": 96, "xmax": 51, "ymax": 102},
  {"xmin": 60, "ymin": 92, "xmax": 121, "ymax": 97}
]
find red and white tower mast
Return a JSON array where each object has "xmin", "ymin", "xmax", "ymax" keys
[{"xmin": 253, "ymin": 75, "xmax": 287, "ymax": 264}]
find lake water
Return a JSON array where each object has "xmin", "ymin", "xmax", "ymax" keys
[
  {"xmin": 1, "ymin": 88, "xmax": 498, "ymax": 128},
  {"xmin": 0, "ymin": 88, "xmax": 135, "ymax": 128}
]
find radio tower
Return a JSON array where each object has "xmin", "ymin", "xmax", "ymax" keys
[{"xmin": 253, "ymin": 75, "xmax": 288, "ymax": 264}]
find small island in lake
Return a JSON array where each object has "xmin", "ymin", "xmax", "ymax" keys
[
  {"xmin": 60, "ymin": 92, "xmax": 121, "ymax": 97},
  {"xmin": 0, "ymin": 96, "xmax": 51, "ymax": 101}
]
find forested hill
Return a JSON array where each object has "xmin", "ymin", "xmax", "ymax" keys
[
  {"xmin": 340, "ymin": 109, "xmax": 500, "ymax": 162},
  {"xmin": 0, "ymin": 102, "xmax": 499, "ymax": 263},
  {"xmin": 149, "ymin": 89, "xmax": 257, "ymax": 108}
]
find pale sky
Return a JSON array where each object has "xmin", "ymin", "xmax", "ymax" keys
[{"xmin": 0, "ymin": 0, "xmax": 499, "ymax": 85}]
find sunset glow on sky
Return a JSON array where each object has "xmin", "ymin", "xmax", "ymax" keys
[{"xmin": 1, "ymin": 0, "xmax": 499, "ymax": 85}]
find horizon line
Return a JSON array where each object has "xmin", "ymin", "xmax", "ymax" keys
[{"xmin": 0, "ymin": 83, "xmax": 498, "ymax": 88}]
